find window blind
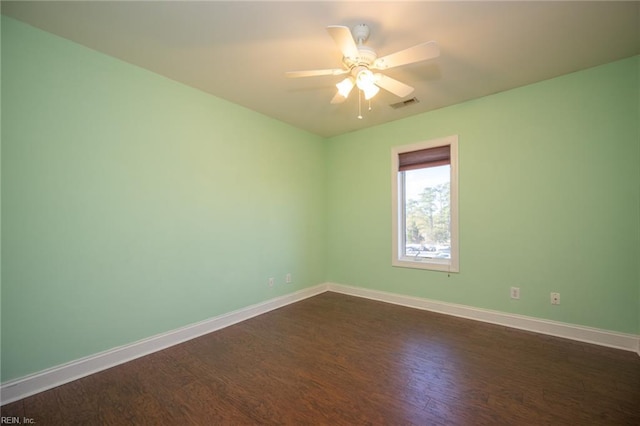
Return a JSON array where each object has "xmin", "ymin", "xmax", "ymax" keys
[{"xmin": 398, "ymin": 145, "xmax": 450, "ymax": 171}]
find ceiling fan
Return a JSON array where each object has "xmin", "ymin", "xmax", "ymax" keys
[{"xmin": 285, "ymin": 24, "xmax": 440, "ymax": 105}]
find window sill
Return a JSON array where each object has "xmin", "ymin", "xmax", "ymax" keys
[{"xmin": 392, "ymin": 257, "xmax": 459, "ymax": 273}]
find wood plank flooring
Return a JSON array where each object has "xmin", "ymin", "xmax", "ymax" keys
[{"xmin": 2, "ymin": 292, "xmax": 639, "ymax": 425}]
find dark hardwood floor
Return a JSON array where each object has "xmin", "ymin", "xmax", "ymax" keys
[{"xmin": 2, "ymin": 292, "xmax": 639, "ymax": 425}]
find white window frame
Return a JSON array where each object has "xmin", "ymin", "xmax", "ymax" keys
[{"xmin": 391, "ymin": 135, "xmax": 459, "ymax": 272}]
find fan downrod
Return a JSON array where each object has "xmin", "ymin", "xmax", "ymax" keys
[
  {"xmin": 352, "ymin": 24, "xmax": 370, "ymax": 44},
  {"xmin": 342, "ymin": 24, "xmax": 376, "ymax": 69}
]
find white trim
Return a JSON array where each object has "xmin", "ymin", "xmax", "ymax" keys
[
  {"xmin": 326, "ymin": 283, "xmax": 640, "ymax": 353},
  {"xmin": 3, "ymin": 282, "xmax": 638, "ymax": 405},
  {"xmin": 0, "ymin": 284, "xmax": 326, "ymax": 405},
  {"xmin": 391, "ymin": 135, "xmax": 459, "ymax": 273}
]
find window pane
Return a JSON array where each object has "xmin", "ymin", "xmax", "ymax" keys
[{"xmin": 403, "ymin": 165, "xmax": 451, "ymax": 259}]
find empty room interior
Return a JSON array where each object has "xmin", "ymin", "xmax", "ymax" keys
[{"xmin": 1, "ymin": 1, "xmax": 639, "ymax": 424}]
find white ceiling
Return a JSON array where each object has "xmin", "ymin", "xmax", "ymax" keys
[{"xmin": 3, "ymin": 1, "xmax": 639, "ymax": 138}]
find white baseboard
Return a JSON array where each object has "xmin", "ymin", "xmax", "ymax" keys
[
  {"xmin": 0, "ymin": 284, "xmax": 326, "ymax": 405},
  {"xmin": 326, "ymin": 282, "xmax": 640, "ymax": 354},
  {"xmin": 3, "ymin": 282, "xmax": 638, "ymax": 405}
]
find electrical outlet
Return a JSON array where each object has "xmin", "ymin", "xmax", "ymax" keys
[
  {"xmin": 268, "ymin": 278, "xmax": 274, "ymax": 288},
  {"xmin": 510, "ymin": 287, "xmax": 520, "ymax": 299},
  {"xmin": 285, "ymin": 273, "xmax": 292, "ymax": 284},
  {"xmin": 551, "ymin": 292, "xmax": 560, "ymax": 305}
]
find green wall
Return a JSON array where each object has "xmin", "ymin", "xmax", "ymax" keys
[
  {"xmin": 1, "ymin": 15, "xmax": 639, "ymax": 383},
  {"xmin": 1, "ymin": 17, "xmax": 326, "ymax": 381},
  {"xmin": 326, "ymin": 55, "xmax": 640, "ymax": 335}
]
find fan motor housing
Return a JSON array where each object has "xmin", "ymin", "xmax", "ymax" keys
[{"xmin": 343, "ymin": 45, "xmax": 377, "ymax": 69}]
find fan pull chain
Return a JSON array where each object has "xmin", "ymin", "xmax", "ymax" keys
[
  {"xmin": 368, "ymin": 99, "xmax": 372, "ymax": 111},
  {"xmin": 357, "ymin": 90, "xmax": 363, "ymax": 119}
]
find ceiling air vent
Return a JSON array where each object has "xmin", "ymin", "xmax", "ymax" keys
[{"xmin": 389, "ymin": 97, "xmax": 420, "ymax": 109}]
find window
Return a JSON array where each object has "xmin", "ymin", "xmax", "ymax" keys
[{"xmin": 391, "ymin": 135, "xmax": 459, "ymax": 272}]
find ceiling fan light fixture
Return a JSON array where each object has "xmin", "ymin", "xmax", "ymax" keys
[
  {"xmin": 286, "ymin": 23, "xmax": 439, "ymax": 116},
  {"xmin": 355, "ymin": 68, "xmax": 379, "ymax": 100},
  {"xmin": 363, "ymin": 84, "xmax": 379, "ymax": 100},
  {"xmin": 355, "ymin": 69, "xmax": 375, "ymax": 90},
  {"xmin": 336, "ymin": 77, "xmax": 355, "ymax": 97}
]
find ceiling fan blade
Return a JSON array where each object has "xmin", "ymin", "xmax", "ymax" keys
[
  {"xmin": 285, "ymin": 68, "xmax": 347, "ymax": 78},
  {"xmin": 372, "ymin": 41, "xmax": 440, "ymax": 70},
  {"xmin": 330, "ymin": 91, "xmax": 347, "ymax": 104},
  {"xmin": 327, "ymin": 25, "xmax": 359, "ymax": 58},
  {"xmin": 374, "ymin": 74, "xmax": 415, "ymax": 98}
]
